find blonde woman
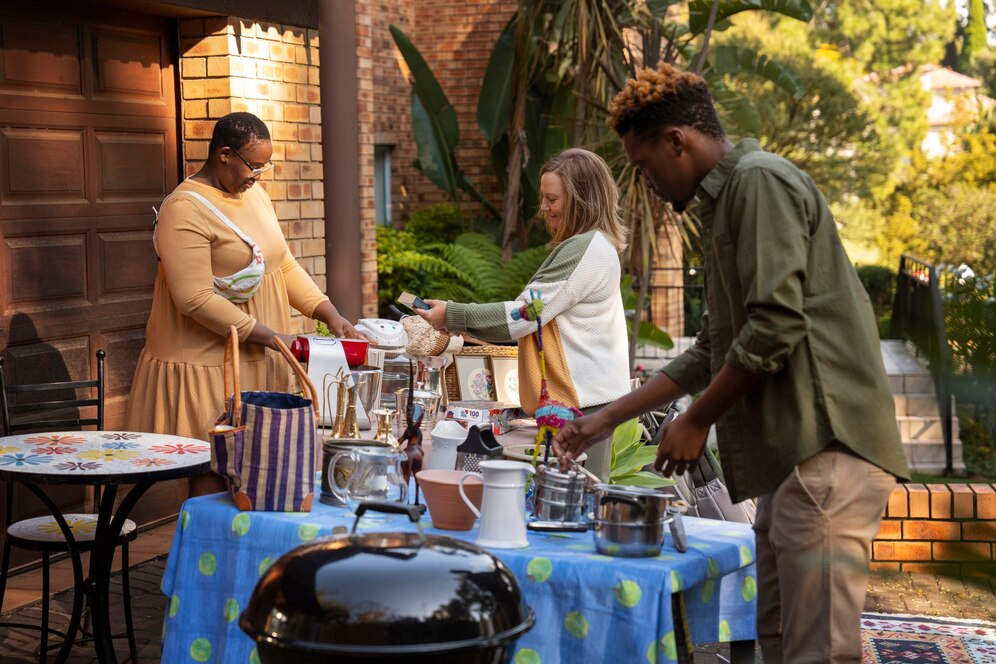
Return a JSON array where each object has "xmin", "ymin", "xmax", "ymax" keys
[{"xmin": 417, "ymin": 148, "xmax": 630, "ymax": 479}]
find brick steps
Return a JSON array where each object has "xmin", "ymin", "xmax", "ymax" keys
[
  {"xmin": 894, "ymin": 393, "xmax": 945, "ymax": 417},
  {"xmin": 873, "ymin": 483, "xmax": 996, "ymax": 576},
  {"xmin": 882, "ymin": 340, "xmax": 964, "ymax": 474}
]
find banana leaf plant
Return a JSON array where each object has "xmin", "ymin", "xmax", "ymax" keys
[
  {"xmin": 390, "ymin": 1, "xmax": 812, "ymax": 367},
  {"xmin": 610, "ymin": 417, "xmax": 676, "ymax": 488},
  {"xmin": 389, "ymin": 25, "xmax": 500, "ymax": 223}
]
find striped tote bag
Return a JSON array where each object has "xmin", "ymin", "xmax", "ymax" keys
[{"xmin": 210, "ymin": 326, "xmax": 320, "ymax": 512}]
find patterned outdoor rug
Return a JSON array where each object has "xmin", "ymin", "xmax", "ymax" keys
[{"xmin": 862, "ymin": 612, "xmax": 996, "ymax": 663}]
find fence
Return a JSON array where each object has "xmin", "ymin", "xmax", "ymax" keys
[
  {"xmin": 890, "ymin": 254, "xmax": 955, "ymax": 475},
  {"xmin": 649, "ymin": 266, "xmax": 705, "ymax": 337}
]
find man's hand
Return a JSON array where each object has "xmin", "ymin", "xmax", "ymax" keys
[
  {"xmin": 552, "ymin": 412, "xmax": 614, "ymax": 470},
  {"xmin": 416, "ymin": 299, "xmax": 448, "ymax": 333},
  {"xmin": 653, "ymin": 415, "xmax": 709, "ymax": 477}
]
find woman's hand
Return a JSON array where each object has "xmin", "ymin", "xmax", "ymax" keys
[
  {"xmin": 313, "ymin": 301, "xmax": 375, "ymax": 342},
  {"xmin": 416, "ymin": 299, "xmax": 448, "ymax": 332},
  {"xmin": 271, "ymin": 332, "xmax": 299, "ymax": 351},
  {"xmin": 332, "ymin": 316, "xmax": 372, "ymax": 342}
]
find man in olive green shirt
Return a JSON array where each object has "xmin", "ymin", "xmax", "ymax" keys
[{"xmin": 554, "ymin": 63, "xmax": 909, "ymax": 663}]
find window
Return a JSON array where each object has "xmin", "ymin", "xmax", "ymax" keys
[{"xmin": 374, "ymin": 145, "xmax": 392, "ymax": 226}]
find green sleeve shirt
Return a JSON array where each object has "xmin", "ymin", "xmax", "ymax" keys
[{"xmin": 662, "ymin": 139, "xmax": 910, "ymax": 502}]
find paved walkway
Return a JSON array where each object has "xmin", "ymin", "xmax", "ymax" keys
[{"xmin": 1, "ymin": 557, "xmax": 993, "ymax": 663}]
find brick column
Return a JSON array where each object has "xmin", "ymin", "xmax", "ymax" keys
[{"xmin": 177, "ymin": 16, "xmax": 331, "ymax": 332}]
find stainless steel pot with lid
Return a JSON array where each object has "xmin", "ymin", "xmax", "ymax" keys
[
  {"xmin": 530, "ymin": 464, "xmax": 591, "ymax": 527},
  {"xmin": 240, "ymin": 501, "xmax": 535, "ymax": 663},
  {"xmin": 590, "ymin": 484, "xmax": 676, "ymax": 523},
  {"xmin": 589, "ymin": 484, "xmax": 688, "ymax": 557}
]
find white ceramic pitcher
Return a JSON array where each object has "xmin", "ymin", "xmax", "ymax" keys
[
  {"xmin": 459, "ymin": 460, "xmax": 535, "ymax": 548},
  {"xmin": 425, "ymin": 420, "xmax": 467, "ymax": 471}
]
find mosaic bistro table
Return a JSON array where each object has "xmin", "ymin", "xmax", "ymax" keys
[{"xmin": 0, "ymin": 431, "xmax": 211, "ymax": 664}]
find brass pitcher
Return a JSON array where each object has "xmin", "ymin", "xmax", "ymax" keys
[
  {"xmin": 334, "ymin": 383, "xmax": 361, "ymax": 439},
  {"xmin": 370, "ymin": 408, "xmax": 399, "ymax": 448},
  {"xmin": 322, "ymin": 369, "xmax": 360, "ymax": 439}
]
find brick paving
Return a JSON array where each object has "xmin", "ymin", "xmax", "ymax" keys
[
  {"xmin": 0, "ymin": 556, "xmax": 168, "ymax": 663},
  {"xmin": 1, "ymin": 558, "xmax": 993, "ymax": 663}
]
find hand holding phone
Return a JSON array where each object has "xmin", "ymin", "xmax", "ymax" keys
[{"xmin": 398, "ymin": 291, "xmax": 430, "ymax": 311}]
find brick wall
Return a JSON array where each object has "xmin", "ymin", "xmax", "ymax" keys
[
  {"xmin": 406, "ymin": 0, "xmax": 513, "ymax": 217},
  {"xmin": 354, "ymin": 2, "xmax": 416, "ymax": 315},
  {"xmin": 353, "ymin": 0, "xmax": 513, "ymax": 315},
  {"xmin": 873, "ymin": 483, "xmax": 996, "ymax": 576},
  {"xmin": 177, "ymin": 16, "xmax": 328, "ymax": 330},
  {"xmin": 366, "ymin": 0, "xmax": 417, "ymax": 224}
]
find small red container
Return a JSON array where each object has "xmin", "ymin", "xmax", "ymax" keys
[
  {"xmin": 290, "ymin": 337, "xmax": 369, "ymax": 368},
  {"xmin": 340, "ymin": 339, "xmax": 369, "ymax": 367}
]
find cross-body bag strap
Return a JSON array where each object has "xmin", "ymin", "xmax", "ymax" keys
[{"xmin": 171, "ymin": 190, "xmax": 258, "ymax": 248}]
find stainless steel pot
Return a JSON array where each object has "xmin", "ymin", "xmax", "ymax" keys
[
  {"xmin": 531, "ymin": 465, "xmax": 589, "ymax": 524},
  {"xmin": 588, "ymin": 485, "xmax": 687, "ymax": 557},
  {"xmin": 590, "ymin": 484, "xmax": 676, "ymax": 523},
  {"xmin": 240, "ymin": 502, "xmax": 535, "ymax": 664},
  {"xmin": 591, "ymin": 518, "xmax": 670, "ymax": 557}
]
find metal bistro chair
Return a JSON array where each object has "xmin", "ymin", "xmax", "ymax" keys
[{"xmin": 0, "ymin": 350, "xmax": 138, "ymax": 662}]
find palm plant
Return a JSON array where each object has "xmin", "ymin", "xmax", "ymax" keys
[
  {"xmin": 390, "ymin": 0, "xmax": 812, "ymax": 363},
  {"xmin": 486, "ymin": 0, "xmax": 810, "ymax": 363}
]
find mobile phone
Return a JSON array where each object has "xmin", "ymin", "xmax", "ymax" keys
[{"xmin": 398, "ymin": 291, "xmax": 430, "ymax": 311}]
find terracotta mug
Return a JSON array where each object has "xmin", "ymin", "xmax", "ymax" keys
[{"xmin": 418, "ymin": 469, "xmax": 483, "ymax": 531}]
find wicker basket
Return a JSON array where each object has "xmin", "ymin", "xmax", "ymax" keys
[{"xmin": 444, "ymin": 344, "xmax": 518, "ymax": 403}]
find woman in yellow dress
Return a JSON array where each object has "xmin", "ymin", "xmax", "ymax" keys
[{"xmin": 126, "ymin": 112, "xmax": 364, "ymax": 495}]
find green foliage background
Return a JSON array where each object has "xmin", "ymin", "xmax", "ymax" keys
[{"xmin": 376, "ymin": 204, "xmax": 550, "ymax": 318}]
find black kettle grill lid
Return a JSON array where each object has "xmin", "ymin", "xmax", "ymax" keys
[{"xmin": 239, "ymin": 502, "xmax": 535, "ymax": 656}]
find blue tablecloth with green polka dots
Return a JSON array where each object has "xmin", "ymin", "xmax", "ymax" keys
[{"xmin": 161, "ymin": 493, "xmax": 757, "ymax": 663}]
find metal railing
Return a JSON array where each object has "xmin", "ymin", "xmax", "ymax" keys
[
  {"xmin": 890, "ymin": 254, "xmax": 954, "ymax": 475},
  {"xmin": 649, "ymin": 266, "xmax": 705, "ymax": 337}
]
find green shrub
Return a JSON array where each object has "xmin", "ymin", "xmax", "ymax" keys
[
  {"xmin": 944, "ymin": 265, "xmax": 996, "ymax": 412},
  {"xmin": 877, "ymin": 311, "xmax": 893, "ymax": 340},
  {"xmin": 609, "ymin": 418, "xmax": 675, "ymax": 488},
  {"xmin": 855, "ymin": 264, "xmax": 897, "ymax": 319},
  {"xmin": 405, "ymin": 204, "xmax": 463, "ymax": 246},
  {"xmin": 959, "ymin": 415, "xmax": 996, "ymax": 479},
  {"xmin": 375, "ymin": 226, "xmax": 435, "ymax": 317},
  {"xmin": 375, "ymin": 226, "xmax": 550, "ymax": 317}
]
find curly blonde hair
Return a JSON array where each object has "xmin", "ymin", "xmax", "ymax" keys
[
  {"xmin": 540, "ymin": 148, "xmax": 627, "ymax": 252},
  {"xmin": 607, "ymin": 62, "xmax": 724, "ymax": 140}
]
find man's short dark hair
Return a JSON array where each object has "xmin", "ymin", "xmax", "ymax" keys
[
  {"xmin": 208, "ymin": 112, "xmax": 271, "ymax": 154},
  {"xmin": 608, "ymin": 62, "xmax": 725, "ymax": 140}
]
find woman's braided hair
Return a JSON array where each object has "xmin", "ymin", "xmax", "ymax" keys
[{"xmin": 607, "ymin": 62, "xmax": 724, "ymax": 140}]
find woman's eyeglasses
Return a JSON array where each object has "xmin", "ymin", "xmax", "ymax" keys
[{"xmin": 228, "ymin": 146, "xmax": 274, "ymax": 178}]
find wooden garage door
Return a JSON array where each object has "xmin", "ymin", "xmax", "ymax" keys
[{"xmin": 0, "ymin": 3, "xmax": 180, "ymax": 542}]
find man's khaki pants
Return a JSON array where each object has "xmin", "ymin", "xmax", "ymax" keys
[{"xmin": 754, "ymin": 443, "xmax": 896, "ymax": 663}]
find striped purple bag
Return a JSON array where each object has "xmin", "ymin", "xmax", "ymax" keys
[{"xmin": 210, "ymin": 326, "xmax": 320, "ymax": 512}]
